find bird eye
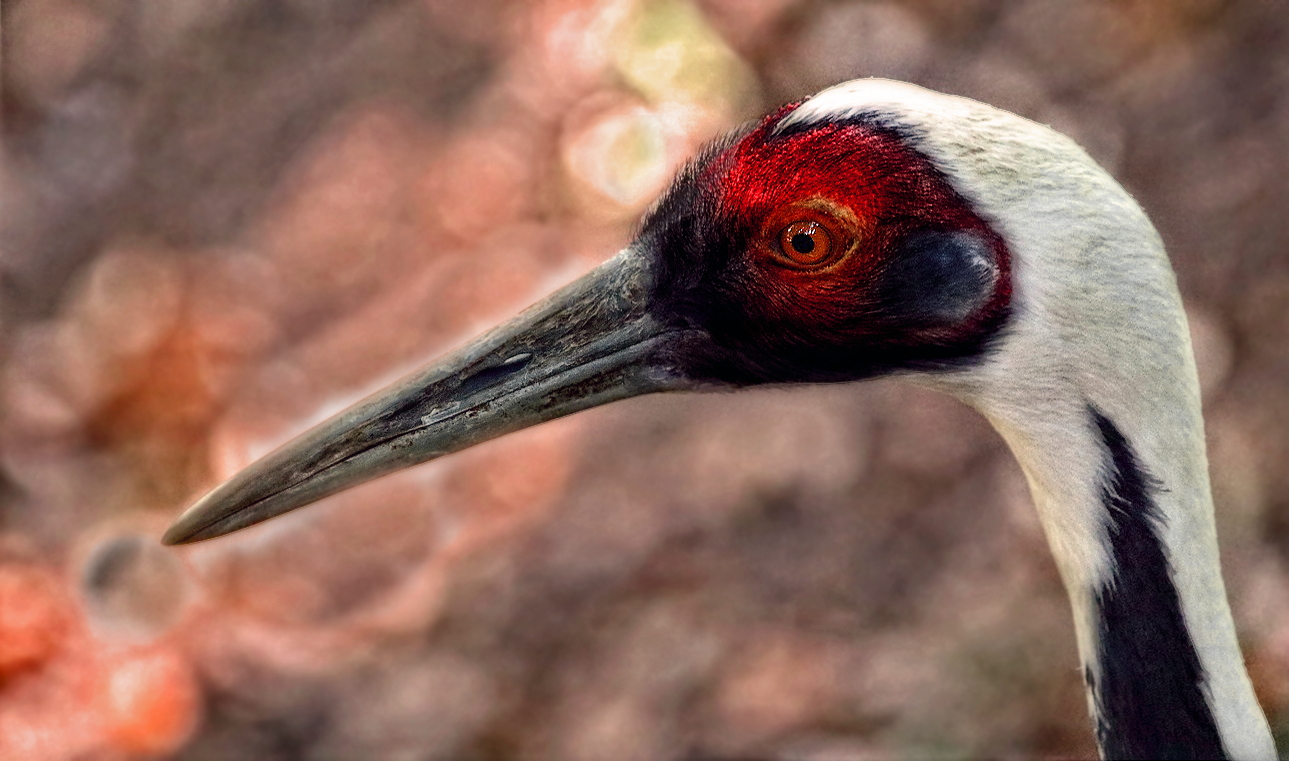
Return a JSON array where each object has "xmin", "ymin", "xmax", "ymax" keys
[
  {"xmin": 777, "ymin": 220, "xmax": 833, "ymax": 266},
  {"xmin": 759, "ymin": 200, "xmax": 862, "ymax": 271}
]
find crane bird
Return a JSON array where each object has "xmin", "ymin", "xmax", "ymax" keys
[{"xmin": 164, "ymin": 80, "xmax": 1277, "ymax": 760}]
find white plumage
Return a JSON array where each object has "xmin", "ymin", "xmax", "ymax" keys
[{"xmin": 791, "ymin": 80, "xmax": 1272, "ymax": 758}]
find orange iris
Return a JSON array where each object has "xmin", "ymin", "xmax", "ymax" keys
[{"xmin": 778, "ymin": 220, "xmax": 833, "ymax": 266}]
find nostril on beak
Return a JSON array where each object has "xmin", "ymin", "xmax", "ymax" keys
[{"xmin": 458, "ymin": 352, "xmax": 534, "ymax": 397}]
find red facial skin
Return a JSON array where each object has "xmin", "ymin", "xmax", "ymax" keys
[{"xmin": 707, "ymin": 105, "xmax": 1012, "ymax": 356}]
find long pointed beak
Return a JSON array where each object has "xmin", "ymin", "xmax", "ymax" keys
[{"xmin": 163, "ymin": 248, "xmax": 700, "ymax": 545}]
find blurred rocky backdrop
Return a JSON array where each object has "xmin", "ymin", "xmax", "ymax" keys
[{"xmin": 2, "ymin": 0, "xmax": 1288, "ymax": 758}]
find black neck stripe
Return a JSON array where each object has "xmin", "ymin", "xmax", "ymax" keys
[{"xmin": 1088, "ymin": 407, "xmax": 1226, "ymax": 760}]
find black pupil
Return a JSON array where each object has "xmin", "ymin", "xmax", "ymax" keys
[{"xmin": 791, "ymin": 232, "xmax": 815, "ymax": 254}]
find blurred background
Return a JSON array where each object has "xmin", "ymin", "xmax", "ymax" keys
[{"xmin": 3, "ymin": 0, "xmax": 1289, "ymax": 758}]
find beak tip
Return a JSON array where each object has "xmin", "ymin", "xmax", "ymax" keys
[
  {"xmin": 162, "ymin": 497, "xmax": 222, "ymax": 546},
  {"xmin": 160, "ymin": 521, "xmax": 196, "ymax": 546}
]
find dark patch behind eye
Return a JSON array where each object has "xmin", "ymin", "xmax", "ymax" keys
[{"xmin": 877, "ymin": 229, "xmax": 997, "ymax": 328}]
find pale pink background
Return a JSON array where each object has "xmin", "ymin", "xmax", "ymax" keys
[{"xmin": 2, "ymin": 1, "xmax": 1287, "ymax": 758}]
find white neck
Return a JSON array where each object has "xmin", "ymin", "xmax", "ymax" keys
[
  {"xmin": 975, "ymin": 380, "xmax": 1272, "ymax": 759},
  {"xmin": 936, "ymin": 119, "xmax": 1275, "ymax": 759},
  {"xmin": 946, "ymin": 145, "xmax": 1275, "ymax": 758},
  {"xmin": 794, "ymin": 78, "xmax": 1276, "ymax": 758}
]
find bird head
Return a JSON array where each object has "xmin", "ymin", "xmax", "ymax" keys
[{"xmin": 162, "ymin": 80, "xmax": 1128, "ymax": 545}]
